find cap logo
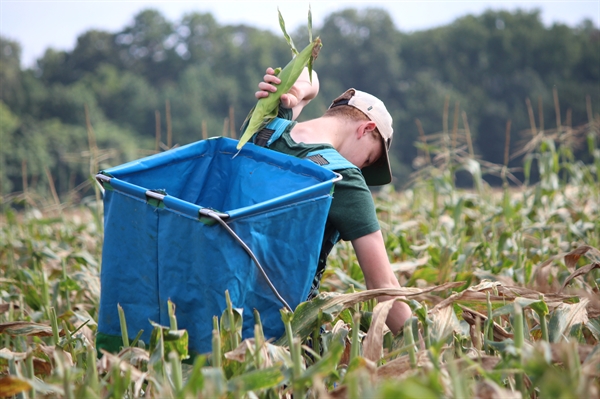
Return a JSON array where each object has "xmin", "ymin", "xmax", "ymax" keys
[{"xmin": 367, "ymin": 106, "xmax": 373, "ymax": 111}]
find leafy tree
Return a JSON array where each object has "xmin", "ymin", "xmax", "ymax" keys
[
  {"xmin": 165, "ymin": 64, "xmax": 238, "ymax": 143},
  {"xmin": 68, "ymin": 30, "xmax": 121, "ymax": 79},
  {"xmin": 0, "ymin": 37, "xmax": 25, "ymax": 111},
  {"xmin": 317, "ymin": 8, "xmax": 403, "ymax": 99},
  {"xmin": 36, "ymin": 48, "xmax": 71, "ymax": 85},
  {"xmin": 0, "ymin": 101, "xmax": 20, "ymax": 193},
  {"xmin": 79, "ymin": 64, "xmax": 160, "ymax": 136},
  {"xmin": 399, "ymin": 9, "xmax": 598, "ymax": 172},
  {"xmin": 115, "ymin": 9, "xmax": 182, "ymax": 85}
]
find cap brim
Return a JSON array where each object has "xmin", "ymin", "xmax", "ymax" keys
[{"xmin": 361, "ymin": 139, "xmax": 392, "ymax": 186}]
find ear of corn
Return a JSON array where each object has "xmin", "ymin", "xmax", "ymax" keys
[{"xmin": 236, "ymin": 9, "xmax": 322, "ymax": 150}]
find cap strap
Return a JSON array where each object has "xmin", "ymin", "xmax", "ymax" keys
[{"xmin": 330, "ymin": 98, "xmax": 350, "ymax": 108}]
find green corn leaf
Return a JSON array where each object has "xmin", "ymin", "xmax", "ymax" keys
[
  {"xmin": 308, "ymin": 5, "xmax": 313, "ymax": 43},
  {"xmin": 278, "ymin": 8, "xmax": 298, "ymax": 56},
  {"xmin": 294, "ymin": 333, "xmax": 345, "ymax": 385},
  {"xmin": 307, "ymin": 55, "xmax": 315, "ymax": 84},
  {"xmin": 227, "ymin": 366, "xmax": 286, "ymax": 394},
  {"xmin": 149, "ymin": 321, "xmax": 190, "ymax": 360},
  {"xmin": 237, "ymin": 37, "xmax": 322, "ymax": 150}
]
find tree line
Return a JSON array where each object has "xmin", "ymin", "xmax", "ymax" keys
[{"xmin": 0, "ymin": 7, "xmax": 598, "ymax": 200}]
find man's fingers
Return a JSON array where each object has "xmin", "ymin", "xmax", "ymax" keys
[
  {"xmin": 263, "ymin": 73, "xmax": 281, "ymax": 85},
  {"xmin": 279, "ymin": 93, "xmax": 299, "ymax": 109},
  {"xmin": 258, "ymin": 81, "xmax": 278, "ymax": 93},
  {"xmin": 279, "ymin": 94, "xmax": 291, "ymax": 107}
]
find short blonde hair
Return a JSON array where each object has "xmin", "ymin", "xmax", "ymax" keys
[{"xmin": 324, "ymin": 90, "xmax": 382, "ymax": 137}]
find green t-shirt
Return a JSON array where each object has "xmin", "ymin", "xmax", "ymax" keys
[{"xmin": 251, "ymin": 108, "xmax": 381, "ymax": 298}]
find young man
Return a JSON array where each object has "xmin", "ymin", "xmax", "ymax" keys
[{"xmin": 254, "ymin": 67, "xmax": 411, "ymax": 334}]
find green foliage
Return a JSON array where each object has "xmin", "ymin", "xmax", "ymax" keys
[
  {"xmin": 0, "ymin": 37, "xmax": 26, "ymax": 110},
  {"xmin": 0, "ymin": 101, "xmax": 20, "ymax": 193}
]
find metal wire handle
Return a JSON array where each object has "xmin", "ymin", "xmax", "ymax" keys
[{"xmin": 200, "ymin": 209, "xmax": 293, "ymax": 312}]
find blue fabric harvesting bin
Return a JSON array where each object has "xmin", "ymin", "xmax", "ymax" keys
[{"xmin": 96, "ymin": 137, "xmax": 337, "ymax": 355}]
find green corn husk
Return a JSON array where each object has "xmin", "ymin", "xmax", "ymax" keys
[{"xmin": 237, "ymin": 8, "xmax": 322, "ymax": 150}]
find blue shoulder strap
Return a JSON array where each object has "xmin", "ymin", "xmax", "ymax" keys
[
  {"xmin": 255, "ymin": 118, "xmax": 293, "ymax": 148},
  {"xmin": 305, "ymin": 148, "xmax": 358, "ymax": 172}
]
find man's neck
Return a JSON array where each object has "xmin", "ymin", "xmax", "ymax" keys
[{"xmin": 290, "ymin": 117, "xmax": 347, "ymax": 149}]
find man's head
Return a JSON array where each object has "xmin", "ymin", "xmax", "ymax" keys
[{"xmin": 325, "ymin": 89, "xmax": 394, "ymax": 186}]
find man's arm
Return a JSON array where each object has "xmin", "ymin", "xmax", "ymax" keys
[
  {"xmin": 352, "ymin": 230, "xmax": 412, "ymax": 334},
  {"xmin": 255, "ymin": 67, "xmax": 319, "ymax": 120}
]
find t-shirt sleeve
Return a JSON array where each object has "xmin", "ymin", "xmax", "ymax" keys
[
  {"xmin": 328, "ymin": 168, "xmax": 380, "ymax": 241},
  {"xmin": 277, "ymin": 106, "xmax": 294, "ymax": 120}
]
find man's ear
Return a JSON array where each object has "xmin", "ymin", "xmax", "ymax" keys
[{"xmin": 358, "ymin": 121, "xmax": 378, "ymax": 138}]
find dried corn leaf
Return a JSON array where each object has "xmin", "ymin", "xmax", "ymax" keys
[
  {"xmin": 459, "ymin": 305, "xmax": 513, "ymax": 341},
  {"xmin": 390, "ymin": 255, "xmax": 429, "ymax": 274},
  {"xmin": 560, "ymin": 262, "xmax": 600, "ymax": 293},
  {"xmin": 376, "ymin": 351, "xmax": 429, "ymax": 379},
  {"xmin": 0, "ymin": 303, "xmax": 20, "ymax": 314},
  {"xmin": 432, "ymin": 282, "xmax": 575, "ymax": 312},
  {"xmin": 585, "ymin": 295, "xmax": 600, "ymax": 319},
  {"xmin": 549, "ymin": 342, "xmax": 597, "ymax": 366},
  {"xmin": 23, "ymin": 376, "xmax": 65, "ymax": 396},
  {"xmin": 532, "ymin": 259, "xmax": 561, "ymax": 292},
  {"xmin": 363, "ymin": 299, "xmax": 397, "ymax": 362},
  {"xmin": 429, "ymin": 303, "xmax": 461, "ymax": 342},
  {"xmin": 0, "ymin": 376, "xmax": 32, "ymax": 397},
  {"xmin": 0, "ymin": 321, "xmax": 63, "ymax": 337},
  {"xmin": 549, "ymin": 299, "xmax": 589, "ymax": 342},
  {"xmin": 455, "ymin": 355, "xmax": 501, "ymax": 372},
  {"xmin": 564, "ymin": 245, "xmax": 600, "ymax": 270},
  {"xmin": 475, "ymin": 380, "xmax": 521, "ymax": 399},
  {"xmin": 0, "ymin": 348, "xmax": 52, "ymax": 376},
  {"xmin": 0, "ymin": 347, "xmax": 27, "ymax": 361},
  {"xmin": 39, "ymin": 345, "xmax": 73, "ymax": 367},
  {"xmin": 581, "ymin": 345, "xmax": 600, "ymax": 377},
  {"xmin": 224, "ymin": 339, "xmax": 253, "ymax": 363},
  {"xmin": 98, "ymin": 349, "xmax": 146, "ymax": 381},
  {"xmin": 277, "ymin": 282, "xmax": 463, "ymax": 346},
  {"xmin": 117, "ymin": 346, "xmax": 150, "ymax": 369},
  {"xmin": 225, "ymin": 338, "xmax": 292, "ymax": 369}
]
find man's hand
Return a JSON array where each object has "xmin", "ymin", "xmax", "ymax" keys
[
  {"xmin": 256, "ymin": 67, "xmax": 299, "ymax": 108},
  {"xmin": 255, "ymin": 67, "xmax": 319, "ymax": 120}
]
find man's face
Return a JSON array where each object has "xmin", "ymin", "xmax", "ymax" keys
[{"xmin": 345, "ymin": 129, "xmax": 384, "ymax": 170}]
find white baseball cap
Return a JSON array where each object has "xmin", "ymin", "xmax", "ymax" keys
[{"xmin": 329, "ymin": 88, "xmax": 393, "ymax": 186}]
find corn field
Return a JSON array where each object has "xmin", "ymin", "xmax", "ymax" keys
[{"xmin": 1, "ymin": 114, "xmax": 599, "ymax": 398}]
